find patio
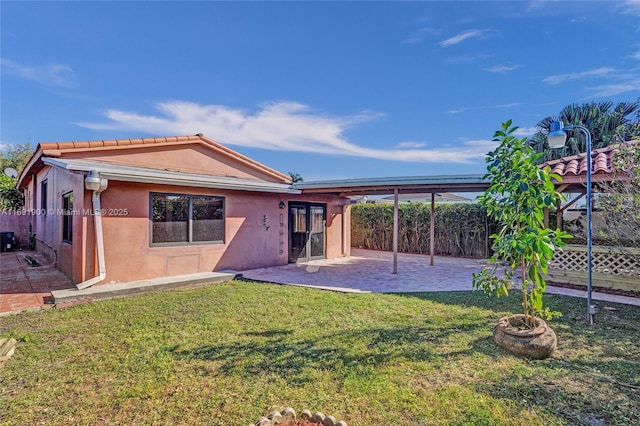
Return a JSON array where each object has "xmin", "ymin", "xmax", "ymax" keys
[
  {"xmin": 2, "ymin": 248, "xmax": 639, "ymax": 316},
  {"xmin": 0, "ymin": 251, "xmax": 75, "ymax": 316},
  {"xmin": 240, "ymin": 248, "xmax": 640, "ymax": 306}
]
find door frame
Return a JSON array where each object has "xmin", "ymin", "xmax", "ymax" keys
[{"xmin": 288, "ymin": 202, "xmax": 326, "ymax": 263}]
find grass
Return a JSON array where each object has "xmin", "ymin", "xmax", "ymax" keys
[{"xmin": 1, "ymin": 280, "xmax": 639, "ymax": 426}]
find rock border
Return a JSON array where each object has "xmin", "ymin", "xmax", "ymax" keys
[{"xmin": 254, "ymin": 407, "xmax": 347, "ymax": 426}]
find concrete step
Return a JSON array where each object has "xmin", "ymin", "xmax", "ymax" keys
[{"xmin": 51, "ymin": 271, "xmax": 238, "ymax": 304}]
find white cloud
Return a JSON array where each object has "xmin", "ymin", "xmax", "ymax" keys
[
  {"xmin": 484, "ymin": 64, "xmax": 520, "ymax": 73},
  {"xmin": 618, "ymin": 0, "xmax": 640, "ymax": 16},
  {"xmin": 395, "ymin": 141, "xmax": 427, "ymax": 149},
  {"xmin": 584, "ymin": 79, "xmax": 640, "ymax": 98},
  {"xmin": 512, "ymin": 126, "xmax": 539, "ymax": 137},
  {"xmin": 491, "ymin": 102, "xmax": 521, "ymax": 109},
  {"xmin": 459, "ymin": 139, "xmax": 499, "ymax": 153},
  {"xmin": 447, "ymin": 102, "xmax": 520, "ymax": 115},
  {"xmin": 0, "ymin": 58, "xmax": 76, "ymax": 87},
  {"xmin": 402, "ymin": 27, "xmax": 439, "ymax": 45},
  {"xmin": 77, "ymin": 100, "xmax": 492, "ymax": 163},
  {"xmin": 439, "ymin": 30, "xmax": 485, "ymax": 47},
  {"xmin": 542, "ymin": 67, "xmax": 616, "ymax": 84},
  {"xmin": 632, "ymin": 51, "xmax": 640, "ymax": 60}
]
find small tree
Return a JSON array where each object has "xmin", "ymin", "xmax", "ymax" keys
[
  {"xmin": 473, "ymin": 120, "xmax": 572, "ymax": 328},
  {"xmin": 0, "ymin": 143, "xmax": 33, "ymax": 171},
  {"xmin": 595, "ymin": 139, "xmax": 640, "ymax": 259},
  {"xmin": 0, "ymin": 174, "xmax": 24, "ymax": 211},
  {"xmin": 288, "ymin": 172, "xmax": 304, "ymax": 183}
]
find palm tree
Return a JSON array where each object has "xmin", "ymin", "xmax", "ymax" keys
[
  {"xmin": 529, "ymin": 101, "xmax": 639, "ymax": 163},
  {"xmin": 288, "ymin": 172, "xmax": 303, "ymax": 183}
]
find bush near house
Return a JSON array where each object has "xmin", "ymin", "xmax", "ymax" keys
[
  {"xmin": 0, "ymin": 174, "xmax": 24, "ymax": 211},
  {"xmin": 351, "ymin": 203, "xmax": 497, "ymax": 258}
]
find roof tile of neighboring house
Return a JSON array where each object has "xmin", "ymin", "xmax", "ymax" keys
[{"xmin": 541, "ymin": 141, "xmax": 637, "ymax": 177}]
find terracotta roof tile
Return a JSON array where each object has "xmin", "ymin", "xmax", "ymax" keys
[
  {"xmin": 21, "ymin": 134, "xmax": 291, "ymax": 185},
  {"xmin": 542, "ymin": 143, "xmax": 628, "ymax": 177},
  {"xmin": 39, "ymin": 134, "xmax": 204, "ymax": 151}
]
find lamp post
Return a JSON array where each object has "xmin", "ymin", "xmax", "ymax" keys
[{"xmin": 548, "ymin": 121, "xmax": 594, "ymax": 325}]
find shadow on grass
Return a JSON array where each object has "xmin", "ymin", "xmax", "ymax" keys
[
  {"xmin": 391, "ymin": 290, "xmax": 575, "ymax": 315},
  {"xmin": 169, "ymin": 319, "xmax": 501, "ymax": 383},
  {"xmin": 481, "ymin": 354, "xmax": 640, "ymax": 425}
]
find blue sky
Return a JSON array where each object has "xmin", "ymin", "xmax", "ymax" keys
[{"xmin": 1, "ymin": 1, "xmax": 639, "ymax": 181}]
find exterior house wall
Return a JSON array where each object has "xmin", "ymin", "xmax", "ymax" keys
[
  {"xmin": 77, "ymin": 181, "xmax": 349, "ymax": 284},
  {"xmin": 26, "ymin": 166, "xmax": 86, "ymax": 278},
  {"xmin": 17, "ymin": 136, "xmax": 350, "ymax": 286}
]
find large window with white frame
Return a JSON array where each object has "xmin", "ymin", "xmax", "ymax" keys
[{"xmin": 150, "ymin": 193, "xmax": 224, "ymax": 245}]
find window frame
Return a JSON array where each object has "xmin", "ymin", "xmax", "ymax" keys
[
  {"xmin": 41, "ymin": 179, "xmax": 48, "ymax": 214},
  {"xmin": 149, "ymin": 192, "xmax": 225, "ymax": 247},
  {"xmin": 62, "ymin": 191, "xmax": 73, "ymax": 244}
]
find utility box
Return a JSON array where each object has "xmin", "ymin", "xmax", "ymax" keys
[{"xmin": 0, "ymin": 231, "xmax": 15, "ymax": 252}]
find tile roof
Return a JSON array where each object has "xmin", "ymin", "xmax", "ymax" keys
[
  {"xmin": 18, "ymin": 134, "xmax": 291, "ymax": 188},
  {"xmin": 541, "ymin": 141, "xmax": 637, "ymax": 177},
  {"xmin": 38, "ymin": 135, "xmax": 204, "ymax": 152}
]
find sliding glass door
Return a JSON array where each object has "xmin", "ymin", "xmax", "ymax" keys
[{"xmin": 288, "ymin": 203, "xmax": 326, "ymax": 262}]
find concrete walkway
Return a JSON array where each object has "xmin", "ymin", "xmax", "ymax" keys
[
  {"xmin": 241, "ymin": 248, "xmax": 640, "ymax": 307},
  {"xmin": 0, "ymin": 251, "xmax": 75, "ymax": 316},
  {"xmin": 0, "ymin": 251, "xmax": 236, "ymax": 316}
]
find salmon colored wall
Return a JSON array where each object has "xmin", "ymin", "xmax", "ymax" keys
[
  {"xmin": 80, "ymin": 181, "xmax": 350, "ymax": 284},
  {"xmin": 64, "ymin": 144, "xmax": 279, "ymax": 182},
  {"xmin": 29, "ymin": 166, "xmax": 86, "ymax": 282}
]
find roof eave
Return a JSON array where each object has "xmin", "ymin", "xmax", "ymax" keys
[{"xmin": 42, "ymin": 158, "xmax": 301, "ymax": 195}]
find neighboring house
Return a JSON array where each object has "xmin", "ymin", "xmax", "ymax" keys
[{"xmin": 17, "ymin": 134, "xmax": 350, "ymax": 287}]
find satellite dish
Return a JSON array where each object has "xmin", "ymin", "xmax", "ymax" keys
[{"xmin": 3, "ymin": 168, "xmax": 18, "ymax": 178}]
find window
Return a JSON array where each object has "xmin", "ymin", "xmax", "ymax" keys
[
  {"xmin": 62, "ymin": 192, "xmax": 73, "ymax": 243},
  {"xmin": 41, "ymin": 180, "xmax": 48, "ymax": 214},
  {"xmin": 151, "ymin": 193, "xmax": 224, "ymax": 245}
]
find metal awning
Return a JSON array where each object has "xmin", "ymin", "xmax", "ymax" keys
[{"xmin": 293, "ymin": 174, "xmax": 490, "ymax": 196}]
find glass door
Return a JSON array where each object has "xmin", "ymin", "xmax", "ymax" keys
[{"xmin": 288, "ymin": 203, "xmax": 326, "ymax": 262}]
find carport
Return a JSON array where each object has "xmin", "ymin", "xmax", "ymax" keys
[
  {"xmin": 294, "ymin": 143, "xmax": 633, "ymax": 275},
  {"xmin": 295, "ymin": 174, "xmax": 490, "ymax": 273}
]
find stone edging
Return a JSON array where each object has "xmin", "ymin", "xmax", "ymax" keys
[{"xmin": 254, "ymin": 407, "xmax": 347, "ymax": 426}]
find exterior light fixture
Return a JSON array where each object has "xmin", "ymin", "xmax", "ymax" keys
[
  {"xmin": 547, "ymin": 121, "xmax": 595, "ymax": 325},
  {"xmin": 547, "ymin": 121, "xmax": 569, "ymax": 148},
  {"xmin": 279, "ymin": 201, "xmax": 286, "ymax": 209}
]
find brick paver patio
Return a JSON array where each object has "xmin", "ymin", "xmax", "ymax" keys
[
  {"xmin": 2, "ymin": 248, "xmax": 638, "ymax": 316},
  {"xmin": 242, "ymin": 248, "xmax": 640, "ymax": 306},
  {"xmin": 0, "ymin": 251, "xmax": 75, "ymax": 316}
]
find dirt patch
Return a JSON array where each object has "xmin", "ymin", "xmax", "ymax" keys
[{"xmin": 549, "ymin": 281, "xmax": 640, "ymax": 298}]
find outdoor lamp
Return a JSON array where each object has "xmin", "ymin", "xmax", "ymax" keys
[
  {"xmin": 547, "ymin": 121, "xmax": 594, "ymax": 325},
  {"xmin": 547, "ymin": 121, "xmax": 568, "ymax": 148}
]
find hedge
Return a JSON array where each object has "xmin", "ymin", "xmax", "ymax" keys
[{"xmin": 351, "ymin": 203, "xmax": 497, "ymax": 258}]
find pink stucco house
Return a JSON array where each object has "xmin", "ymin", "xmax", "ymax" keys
[{"xmin": 17, "ymin": 134, "xmax": 351, "ymax": 288}]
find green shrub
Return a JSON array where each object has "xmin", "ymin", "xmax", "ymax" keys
[{"xmin": 351, "ymin": 203, "xmax": 496, "ymax": 258}]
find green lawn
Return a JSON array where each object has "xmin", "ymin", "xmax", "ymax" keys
[{"xmin": 1, "ymin": 281, "xmax": 639, "ymax": 425}]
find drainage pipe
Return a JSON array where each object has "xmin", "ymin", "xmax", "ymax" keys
[
  {"xmin": 342, "ymin": 204, "xmax": 348, "ymax": 257},
  {"xmin": 76, "ymin": 172, "xmax": 108, "ymax": 290}
]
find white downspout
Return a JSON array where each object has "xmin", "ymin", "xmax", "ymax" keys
[
  {"xmin": 342, "ymin": 204, "xmax": 348, "ymax": 257},
  {"xmin": 76, "ymin": 171, "xmax": 108, "ymax": 290}
]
